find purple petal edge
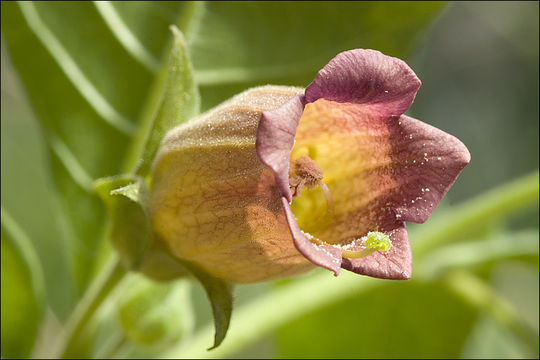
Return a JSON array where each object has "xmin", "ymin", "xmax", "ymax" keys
[
  {"xmin": 256, "ymin": 94, "xmax": 306, "ymax": 202},
  {"xmin": 305, "ymin": 49, "xmax": 421, "ymax": 118},
  {"xmin": 281, "ymin": 197, "xmax": 342, "ymax": 276},
  {"xmin": 389, "ymin": 115, "xmax": 471, "ymax": 224}
]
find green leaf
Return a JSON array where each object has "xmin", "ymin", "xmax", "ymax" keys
[
  {"xmin": 1, "ymin": 208, "xmax": 44, "ymax": 358},
  {"xmin": 95, "ymin": 2, "xmax": 200, "ymax": 63},
  {"xmin": 277, "ymin": 281, "xmax": 477, "ymax": 359},
  {"xmin": 0, "ymin": 1, "xmax": 187, "ymax": 293},
  {"xmin": 126, "ymin": 25, "xmax": 200, "ymax": 176},
  {"xmin": 1, "ymin": 45, "xmax": 77, "ymax": 319},
  {"xmin": 190, "ymin": 1, "xmax": 444, "ymax": 110}
]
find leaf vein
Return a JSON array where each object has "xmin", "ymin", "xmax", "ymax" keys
[
  {"xmin": 17, "ymin": 1, "xmax": 135, "ymax": 136},
  {"xmin": 48, "ymin": 134, "xmax": 94, "ymax": 192},
  {"xmin": 93, "ymin": 1, "xmax": 160, "ymax": 73}
]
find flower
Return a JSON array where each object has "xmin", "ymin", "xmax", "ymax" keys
[{"xmin": 150, "ymin": 49, "xmax": 470, "ymax": 283}]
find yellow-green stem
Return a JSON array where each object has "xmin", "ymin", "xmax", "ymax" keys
[
  {"xmin": 414, "ymin": 170, "xmax": 539, "ymax": 256},
  {"xmin": 57, "ymin": 255, "xmax": 126, "ymax": 358}
]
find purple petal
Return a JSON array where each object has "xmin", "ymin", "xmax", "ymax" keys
[
  {"xmin": 341, "ymin": 224, "xmax": 412, "ymax": 280},
  {"xmin": 256, "ymin": 95, "xmax": 306, "ymax": 202},
  {"xmin": 388, "ymin": 115, "xmax": 471, "ymax": 223},
  {"xmin": 281, "ymin": 197, "xmax": 342, "ymax": 276},
  {"xmin": 288, "ymin": 99, "xmax": 469, "ymax": 279},
  {"xmin": 305, "ymin": 49, "xmax": 421, "ymax": 118}
]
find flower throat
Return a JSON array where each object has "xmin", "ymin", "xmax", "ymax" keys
[{"xmin": 289, "ymin": 155, "xmax": 392, "ymax": 259}]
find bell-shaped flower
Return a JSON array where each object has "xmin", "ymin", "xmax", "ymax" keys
[{"xmin": 150, "ymin": 49, "xmax": 470, "ymax": 283}]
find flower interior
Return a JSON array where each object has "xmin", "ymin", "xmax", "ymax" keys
[{"xmin": 289, "ymin": 98, "xmax": 395, "ymax": 260}]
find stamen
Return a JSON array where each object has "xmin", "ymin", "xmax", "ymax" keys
[
  {"xmin": 289, "ymin": 155, "xmax": 334, "ymax": 220},
  {"xmin": 317, "ymin": 180, "xmax": 334, "ymax": 219}
]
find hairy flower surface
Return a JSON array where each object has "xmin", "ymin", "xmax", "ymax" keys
[{"xmin": 150, "ymin": 49, "xmax": 470, "ymax": 283}]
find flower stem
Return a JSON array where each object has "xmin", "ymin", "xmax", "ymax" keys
[
  {"xmin": 413, "ymin": 170, "xmax": 539, "ymax": 256},
  {"xmin": 444, "ymin": 271, "xmax": 539, "ymax": 355},
  {"xmin": 163, "ymin": 271, "xmax": 383, "ymax": 358},
  {"xmin": 57, "ymin": 255, "xmax": 126, "ymax": 358}
]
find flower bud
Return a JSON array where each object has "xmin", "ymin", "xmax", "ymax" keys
[{"xmin": 116, "ymin": 275, "xmax": 192, "ymax": 348}]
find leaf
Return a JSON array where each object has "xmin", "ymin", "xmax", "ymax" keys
[
  {"xmin": 95, "ymin": 2, "xmax": 200, "ymax": 62},
  {"xmin": 277, "ymin": 281, "xmax": 477, "ymax": 359},
  {"xmin": 0, "ymin": 1, "xmax": 186, "ymax": 293},
  {"xmin": 1, "ymin": 208, "xmax": 44, "ymax": 358},
  {"xmin": 126, "ymin": 25, "xmax": 200, "ymax": 176},
  {"xmin": 189, "ymin": 1, "xmax": 444, "ymax": 110},
  {"xmin": 1, "ymin": 46, "xmax": 77, "ymax": 319}
]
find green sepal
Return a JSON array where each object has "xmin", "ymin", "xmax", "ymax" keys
[
  {"xmin": 94, "ymin": 175, "xmax": 188, "ymax": 281},
  {"xmin": 93, "ymin": 174, "xmax": 233, "ymax": 350},
  {"xmin": 181, "ymin": 262, "xmax": 234, "ymax": 350},
  {"xmin": 94, "ymin": 175, "xmax": 150, "ymax": 270}
]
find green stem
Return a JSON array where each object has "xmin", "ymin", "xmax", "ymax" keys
[
  {"xmin": 57, "ymin": 255, "xmax": 126, "ymax": 358},
  {"xmin": 163, "ymin": 272, "xmax": 383, "ymax": 358},
  {"xmin": 104, "ymin": 335, "xmax": 128, "ymax": 359},
  {"xmin": 445, "ymin": 271, "xmax": 539, "ymax": 355},
  {"xmin": 413, "ymin": 170, "xmax": 539, "ymax": 256}
]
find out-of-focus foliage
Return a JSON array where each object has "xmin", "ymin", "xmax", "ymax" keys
[
  {"xmin": 278, "ymin": 282, "xmax": 477, "ymax": 358},
  {"xmin": 116, "ymin": 276, "xmax": 190, "ymax": 348},
  {"xmin": 1, "ymin": 210, "xmax": 44, "ymax": 359},
  {"xmin": 0, "ymin": 0, "xmax": 441, "ymax": 320},
  {"xmin": 275, "ymin": 2, "xmax": 540, "ymax": 358},
  {"xmin": 409, "ymin": 1, "xmax": 539, "ymax": 203},
  {"xmin": 1, "ymin": 2, "xmax": 190, "ymax": 300},
  {"xmin": 1, "ymin": 1, "xmax": 538, "ymax": 359},
  {"xmin": 189, "ymin": 1, "xmax": 443, "ymax": 110}
]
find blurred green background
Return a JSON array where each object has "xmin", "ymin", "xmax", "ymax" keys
[{"xmin": 1, "ymin": 1, "xmax": 538, "ymax": 359}]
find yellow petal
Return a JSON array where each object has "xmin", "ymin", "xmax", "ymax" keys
[{"xmin": 291, "ymin": 98, "xmax": 395, "ymax": 243}]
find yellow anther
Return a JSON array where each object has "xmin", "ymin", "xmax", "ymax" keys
[{"xmin": 289, "ymin": 155, "xmax": 334, "ymax": 221}]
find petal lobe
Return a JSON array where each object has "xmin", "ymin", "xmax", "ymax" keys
[
  {"xmin": 305, "ymin": 49, "xmax": 421, "ymax": 118},
  {"xmin": 256, "ymin": 95, "xmax": 306, "ymax": 202}
]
